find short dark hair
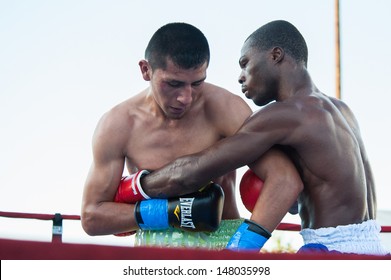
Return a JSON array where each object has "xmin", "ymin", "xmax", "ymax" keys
[
  {"xmin": 145, "ymin": 22, "xmax": 210, "ymax": 70},
  {"xmin": 247, "ymin": 20, "xmax": 308, "ymax": 66}
]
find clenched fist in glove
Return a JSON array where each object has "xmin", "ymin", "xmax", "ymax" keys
[{"xmin": 135, "ymin": 183, "xmax": 224, "ymax": 232}]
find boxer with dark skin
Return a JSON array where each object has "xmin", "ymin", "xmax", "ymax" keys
[
  {"xmin": 141, "ymin": 20, "xmax": 388, "ymax": 254},
  {"xmin": 81, "ymin": 22, "xmax": 302, "ymax": 248}
]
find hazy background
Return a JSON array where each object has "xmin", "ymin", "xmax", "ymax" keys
[{"xmin": 1, "ymin": 0, "xmax": 390, "ymax": 249}]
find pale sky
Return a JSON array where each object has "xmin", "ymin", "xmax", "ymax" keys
[{"xmin": 1, "ymin": 0, "xmax": 390, "ymax": 246}]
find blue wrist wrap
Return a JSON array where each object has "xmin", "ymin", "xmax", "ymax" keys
[
  {"xmin": 226, "ymin": 219, "xmax": 270, "ymax": 251},
  {"xmin": 136, "ymin": 199, "xmax": 169, "ymax": 230}
]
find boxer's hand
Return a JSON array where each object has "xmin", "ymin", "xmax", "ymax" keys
[
  {"xmin": 135, "ymin": 183, "xmax": 225, "ymax": 232},
  {"xmin": 240, "ymin": 169, "xmax": 263, "ymax": 213},
  {"xmin": 114, "ymin": 170, "xmax": 150, "ymax": 204},
  {"xmin": 168, "ymin": 183, "xmax": 225, "ymax": 231},
  {"xmin": 226, "ymin": 219, "xmax": 271, "ymax": 252},
  {"xmin": 113, "ymin": 170, "xmax": 149, "ymax": 237},
  {"xmin": 240, "ymin": 169, "xmax": 299, "ymax": 215}
]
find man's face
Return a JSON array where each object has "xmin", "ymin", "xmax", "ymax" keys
[
  {"xmin": 238, "ymin": 40, "xmax": 277, "ymax": 106},
  {"xmin": 149, "ymin": 59, "xmax": 207, "ymax": 119}
]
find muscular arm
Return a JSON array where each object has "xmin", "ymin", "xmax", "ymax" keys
[
  {"xmin": 140, "ymin": 86, "xmax": 253, "ymax": 198},
  {"xmin": 81, "ymin": 88, "xmax": 252, "ymax": 234},
  {"xmin": 81, "ymin": 113, "xmax": 139, "ymax": 235},
  {"xmin": 141, "ymin": 128, "xmax": 262, "ymax": 197},
  {"xmin": 248, "ymin": 147, "xmax": 303, "ymax": 232},
  {"xmin": 142, "ymin": 103, "xmax": 294, "ymax": 196}
]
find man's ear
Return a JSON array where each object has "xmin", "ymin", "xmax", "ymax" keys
[
  {"xmin": 271, "ymin": 47, "xmax": 284, "ymax": 64},
  {"xmin": 139, "ymin": 59, "xmax": 151, "ymax": 81}
]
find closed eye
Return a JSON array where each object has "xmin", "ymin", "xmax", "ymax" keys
[
  {"xmin": 239, "ymin": 57, "xmax": 248, "ymax": 69},
  {"xmin": 191, "ymin": 80, "xmax": 205, "ymax": 87},
  {"xmin": 167, "ymin": 81, "xmax": 184, "ymax": 88}
]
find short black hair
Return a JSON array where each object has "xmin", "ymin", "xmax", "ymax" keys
[
  {"xmin": 145, "ymin": 22, "xmax": 210, "ymax": 70},
  {"xmin": 247, "ymin": 20, "xmax": 308, "ymax": 66}
]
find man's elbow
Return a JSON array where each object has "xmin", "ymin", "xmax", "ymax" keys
[
  {"xmin": 290, "ymin": 175, "xmax": 304, "ymax": 196},
  {"xmin": 275, "ymin": 172, "xmax": 303, "ymax": 198},
  {"xmin": 80, "ymin": 205, "xmax": 101, "ymax": 236}
]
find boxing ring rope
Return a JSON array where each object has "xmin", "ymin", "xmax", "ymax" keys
[
  {"xmin": 0, "ymin": 211, "xmax": 80, "ymax": 243},
  {"xmin": 1, "ymin": 210, "xmax": 391, "ymax": 260}
]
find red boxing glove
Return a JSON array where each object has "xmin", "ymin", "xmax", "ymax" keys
[
  {"xmin": 240, "ymin": 169, "xmax": 299, "ymax": 215},
  {"xmin": 114, "ymin": 170, "xmax": 150, "ymax": 204},
  {"xmin": 113, "ymin": 169, "xmax": 150, "ymax": 237},
  {"xmin": 240, "ymin": 169, "xmax": 264, "ymax": 213}
]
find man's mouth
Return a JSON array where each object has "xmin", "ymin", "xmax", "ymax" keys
[
  {"xmin": 241, "ymin": 86, "xmax": 249, "ymax": 97},
  {"xmin": 170, "ymin": 106, "xmax": 185, "ymax": 115}
]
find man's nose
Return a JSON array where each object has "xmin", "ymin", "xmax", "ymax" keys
[
  {"xmin": 238, "ymin": 71, "xmax": 245, "ymax": 84},
  {"xmin": 177, "ymin": 85, "xmax": 193, "ymax": 105}
]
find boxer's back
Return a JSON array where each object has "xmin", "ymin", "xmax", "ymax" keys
[{"xmin": 287, "ymin": 92, "xmax": 372, "ymax": 229}]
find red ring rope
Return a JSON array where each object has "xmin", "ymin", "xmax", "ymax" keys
[
  {"xmin": 0, "ymin": 211, "xmax": 80, "ymax": 221},
  {"xmin": 1, "ymin": 211, "xmax": 390, "ymax": 232}
]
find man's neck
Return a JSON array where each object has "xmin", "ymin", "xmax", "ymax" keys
[{"xmin": 277, "ymin": 68, "xmax": 315, "ymax": 101}]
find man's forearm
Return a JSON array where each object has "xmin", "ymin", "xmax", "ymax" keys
[
  {"xmin": 141, "ymin": 138, "xmax": 251, "ymax": 197},
  {"xmin": 141, "ymin": 155, "xmax": 210, "ymax": 198},
  {"xmin": 82, "ymin": 202, "xmax": 138, "ymax": 236}
]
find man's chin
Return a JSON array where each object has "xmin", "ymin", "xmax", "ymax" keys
[
  {"xmin": 253, "ymin": 98, "xmax": 271, "ymax": 107},
  {"xmin": 165, "ymin": 112, "xmax": 185, "ymax": 120}
]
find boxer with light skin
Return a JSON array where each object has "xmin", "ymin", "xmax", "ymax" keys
[
  {"xmin": 81, "ymin": 22, "xmax": 301, "ymax": 249},
  {"xmin": 139, "ymin": 20, "xmax": 389, "ymax": 255}
]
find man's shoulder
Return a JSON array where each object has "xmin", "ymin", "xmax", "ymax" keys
[
  {"xmin": 103, "ymin": 91, "xmax": 146, "ymax": 120},
  {"xmin": 203, "ymin": 82, "xmax": 236, "ymax": 98},
  {"xmin": 199, "ymin": 83, "xmax": 252, "ymax": 135},
  {"xmin": 202, "ymin": 83, "xmax": 250, "ymax": 109},
  {"xmin": 96, "ymin": 94, "xmax": 145, "ymax": 135}
]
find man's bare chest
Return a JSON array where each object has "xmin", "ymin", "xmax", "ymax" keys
[{"xmin": 125, "ymin": 125, "xmax": 221, "ymax": 170}]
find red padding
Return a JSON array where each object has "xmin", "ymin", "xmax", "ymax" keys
[{"xmin": 1, "ymin": 238, "xmax": 390, "ymax": 260}]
